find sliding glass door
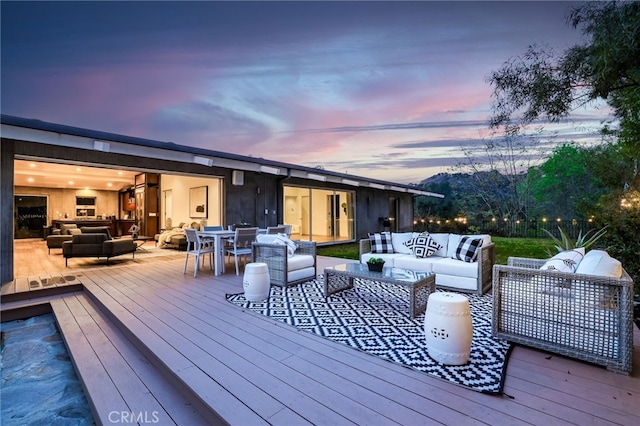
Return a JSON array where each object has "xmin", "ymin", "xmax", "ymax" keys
[
  {"xmin": 14, "ymin": 195, "xmax": 48, "ymax": 239},
  {"xmin": 283, "ymin": 185, "xmax": 354, "ymax": 243}
]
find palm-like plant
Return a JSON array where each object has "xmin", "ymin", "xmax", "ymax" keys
[{"xmin": 543, "ymin": 226, "xmax": 608, "ymax": 256}]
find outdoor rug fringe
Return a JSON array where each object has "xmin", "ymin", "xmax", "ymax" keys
[{"xmin": 226, "ymin": 277, "xmax": 513, "ymax": 394}]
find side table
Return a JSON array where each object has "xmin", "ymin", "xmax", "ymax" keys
[{"xmin": 424, "ymin": 292, "xmax": 473, "ymax": 365}]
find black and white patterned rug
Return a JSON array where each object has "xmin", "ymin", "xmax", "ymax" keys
[{"xmin": 226, "ymin": 278, "xmax": 512, "ymax": 394}]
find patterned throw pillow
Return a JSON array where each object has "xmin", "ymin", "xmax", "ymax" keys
[
  {"xmin": 540, "ymin": 248, "xmax": 585, "ymax": 273},
  {"xmin": 273, "ymin": 234, "xmax": 297, "ymax": 257},
  {"xmin": 454, "ymin": 236, "xmax": 483, "ymax": 262},
  {"xmin": 405, "ymin": 232, "xmax": 441, "ymax": 258},
  {"xmin": 369, "ymin": 232, "xmax": 394, "ymax": 253}
]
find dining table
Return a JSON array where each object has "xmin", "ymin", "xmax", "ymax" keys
[{"xmin": 197, "ymin": 229, "xmax": 235, "ymax": 276}]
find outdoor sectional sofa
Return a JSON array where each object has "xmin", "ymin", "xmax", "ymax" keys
[
  {"xmin": 359, "ymin": 232, "xmax": 495, "ymax": 294},
  {"xmin": 493, "ymin": 249, "xmax": 634, "ymax": 374}
]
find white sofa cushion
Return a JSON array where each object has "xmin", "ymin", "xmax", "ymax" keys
[
  {"xmin": 575, "ymin": 250, "xmax": 622, "ymax": 278},
  {"xmin": 429, "ymin": 233, "xmax": 449, "ymax": 257},
  {"xmin": 391, "ymin": 232, "xmax": 417, "ymax": 254},
  {"xmin": 432, "ymin": 257, "xmax": 480, "ymax": 279},
  {"xmin": 361, "ymin": 253, "xmax": 404, "ymax": 265},
  {"xmin": 393, "ymin": 255, "xmax": 439, "ymax": 272},
  {"xmin": 287, "ymin": 254, "xmax": 314, "ymax": 270},
  {"xmin": 288, "ymin": 267, "xmax": 316, "ymax": 283},
  {"xmin": 435, "ymin": 274, "xmax": 479, "ymax": 292}
]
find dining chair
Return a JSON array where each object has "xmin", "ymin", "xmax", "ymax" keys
[
  {"xmin": 266, "ymin": 225, "xmax": 287, "ymax": 235},
  {"xmin": 225, "ymin": 227, "xmax": 259, "ymax": 275},
  {"xmin": 279, "ymin": 224, "xmax": 293, "ymax": 237},
  {"xmin": 203, "ymin": 225, "xmax": 223, "ymax": 232},
  {"xmin": 183, "ymin": 228, "xmax": 216, "ymax": 277}
]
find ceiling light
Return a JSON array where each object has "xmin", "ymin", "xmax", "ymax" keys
[
  {"xmin": 76, "ymin": 167, "xmax": 81, "ymax": 172},
  {"xmin": 259, "ymin": 165, "xmax": 280, "ymax": 175},
  {"xmin": 93, "ymin": 141, "xmax": 110, "ymax": 152},
  {"xmin": 390, "ymin": 186, "xmax": 407, "ymax": 192},
  {"xmin": 107, "ymin": 183, "xmax": 113, "ymax": 187},
  {"xmin": 193, "ymin": 155, "xmax": 214, "ymax": 166},
  {"xmin": 341, "ymin": 178, "xmax": 359, "ymax": 186},
  {"xmin": 307, "ymin": 173, "xmax": 327, "ymax": 182},
  {"xmin": 29, "ymin": 163, "xmax": 36, "ymax": 168},
  {"xmin": 27, "ymin": 177, "xmax": 34, "ymax": 183},
  {"xmin": 68, "ymin": 180, "xmax": 74, "ymax": 185}
]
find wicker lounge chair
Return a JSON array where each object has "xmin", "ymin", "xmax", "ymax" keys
[{"xmin": 492, "ymin": 255, "xmax": 634, "ymax": 374}]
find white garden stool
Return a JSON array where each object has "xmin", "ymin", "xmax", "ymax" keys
[
  {"xmin": 243, "ymin": 262, "xmax": 271, "ymax": 302},
  {"xmin": 424, "ymin": 292, "xmax": 473, "ymax": 365}
]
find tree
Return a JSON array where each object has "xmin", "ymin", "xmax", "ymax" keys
[
  {"xmin": 489, "ymin": 1, "xmax": 640, "ymax": 179},
  {"xmin": 528, "ymin": 143, "xmax": 609, "ymax": 219},
  {"xmin": 488, "ymin": 1, "xmax": 640, "ymax": 287},
  {"xmin": 455, "ymin": 130, "xmax": 543, "ymax": 221}
]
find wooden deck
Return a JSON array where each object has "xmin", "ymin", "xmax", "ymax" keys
[{"xmin": 2, "ymin": 255, "xmax": 640, "ymax": 425}]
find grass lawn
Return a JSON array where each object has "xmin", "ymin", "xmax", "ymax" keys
[{"xmin": 317, "ymin": 236, "xmax": 554, "ymax": 264}]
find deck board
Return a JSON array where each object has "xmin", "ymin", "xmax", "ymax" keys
[
  {"xmin": 72, "ymin": 295, "xmax": 209, "ymax": 425},
  {"xmin": 59, "ymin": 295, "xmax": 179, "ymax": 425},
  {"xmin": 118, "ymin": 263, "xmax": 501, "ymax": 424},
  {"xmin": 80, "ymin": 269, "xmax": 274, "ymax": 425},
  {"xmin": 51, "ymin": 293, "xmax": 213, "ymax": 425},
  {"xmin": 84, "ymin": 267, "xmax": 377, "ymax": 425},
  {"xmin": 50, "ymin": 297, "xmax": 131, "ymax": 425},
  {"xmin": 3, "ymin": 254, "xmax": 639, "ymax": 425}
]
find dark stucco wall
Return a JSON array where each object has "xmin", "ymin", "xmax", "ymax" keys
[{"xmin": 1, "ymin": 140, "xmax": 15, "ymax": 284}]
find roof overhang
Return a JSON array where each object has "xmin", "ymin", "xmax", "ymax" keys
[{"xmin": 1, "ymin": 115, "xmax": 444, "ymax": 198}]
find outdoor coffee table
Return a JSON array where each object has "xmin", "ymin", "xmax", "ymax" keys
[{"xmin": 324, "ymin": 263, "xmax": 435, "ymax": 318}]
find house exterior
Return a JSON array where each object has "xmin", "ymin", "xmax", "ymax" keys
[{"xmin": 0, "ymin": 114, "xmax": 443, "ymax": 283}]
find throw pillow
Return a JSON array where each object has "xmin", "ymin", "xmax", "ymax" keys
[
  {"xmin": 273, "ymin": 234, "xmax": 297, "ymax": 257},
  {"xmin": 391, "ymin": 232, "xmax": 415, "ymax": 255},
  {"xmin": 540, "ymin": 248, "xmax": 585, "ymax": 273},
  {"xmin": 454, "ymin": 236, "xmax": 483, "ymax": 263},
  {"xmin": 369, "ymin": 232, "xmax": 394, "ymax": 253},
  {"xmin": 405, "ymin": 232, "xmax": 441, "ymax": 258},
  {"xmin": 574, "ymin": 250, "xmax": 622, "ymax": 278}
]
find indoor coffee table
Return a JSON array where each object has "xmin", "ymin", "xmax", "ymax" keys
[{"xmin": 324, "ymin": 263, "xmax": 435, "ymax": 318}]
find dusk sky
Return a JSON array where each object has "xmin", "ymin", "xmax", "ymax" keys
[{"xmin": 1, "ymin": 1, "xmax": 609, "ymax": 184}]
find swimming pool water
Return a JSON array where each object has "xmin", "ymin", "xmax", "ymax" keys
[{"xmin": 1, "ymin": 314, "xmax": 94, "ymax": 425}]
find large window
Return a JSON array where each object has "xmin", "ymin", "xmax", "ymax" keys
[{"xmin": 283, "ymin": 185, "xmax": 355, "ymax": 243}]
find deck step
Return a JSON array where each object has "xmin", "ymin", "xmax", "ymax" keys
[
  {"xmin": 81, "ymin": 282, "xmax": 258, "ymax": 425},
  {"xmin": 51, "ymin": 293, "xmax": 210, "ymax": 425},
  {"xmin": 1, "ymin": 273, "xmax": 83, "ymax": 304}
]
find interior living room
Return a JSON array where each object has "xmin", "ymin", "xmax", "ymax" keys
[{"xmin": 13, "ymin": 159, "xmax": 224, "ymax": 276}]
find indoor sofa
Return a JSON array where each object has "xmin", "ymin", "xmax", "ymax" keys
[
  {"xmin": 62, "ymin": 232, "xmax": 136, "ymax": 266},
  {"xmin": 46, "ymin": 224, "xmax": 79, "ymax": 253},
  {"xmin": 359, "ymin": 231, "xmax": 495, "ymax": 294}
]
